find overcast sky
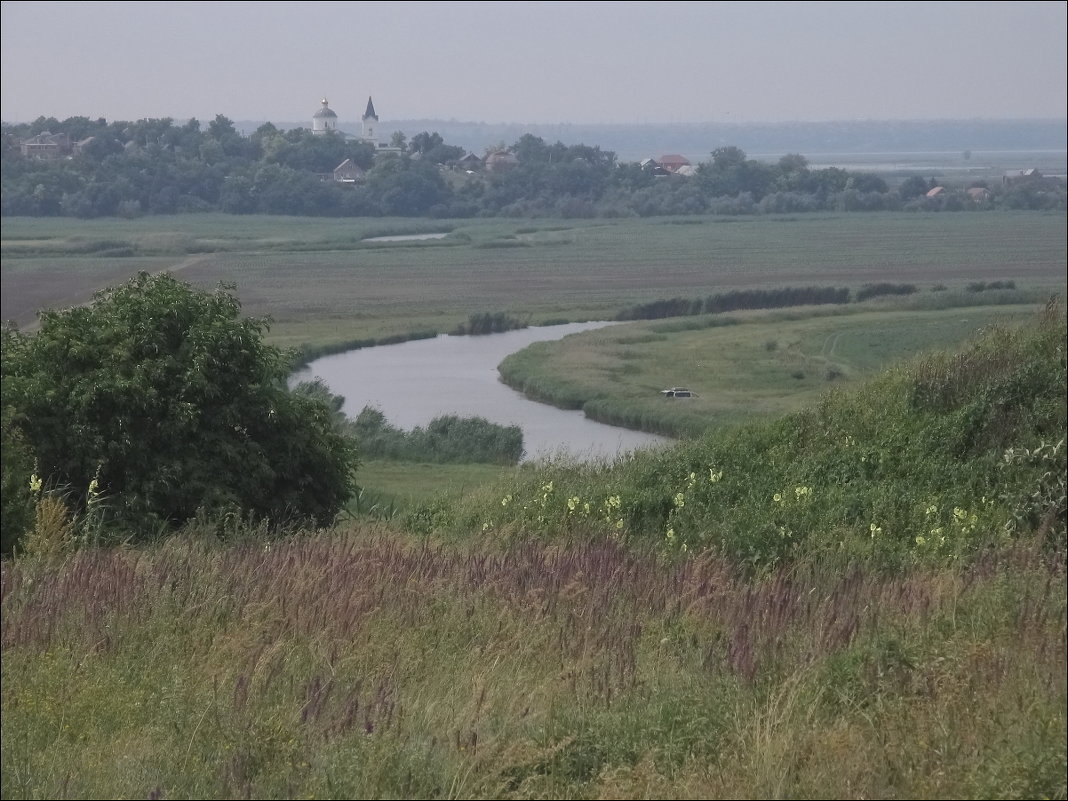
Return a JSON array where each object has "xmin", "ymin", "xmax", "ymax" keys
[{"xmin": 2, "ymin": 1, "xmax": 1065, "ymax": 125}]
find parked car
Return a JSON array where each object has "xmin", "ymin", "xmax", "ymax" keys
[{"xmin": 660, "ymin": 387, "xmax": 696, "ymax": 398}]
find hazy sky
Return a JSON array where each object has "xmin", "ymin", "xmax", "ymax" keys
[{"xmin": 2, "ymin": 1, "xmax": 1065, "ymax": 125}]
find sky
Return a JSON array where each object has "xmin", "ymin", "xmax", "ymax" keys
[{"xmin": 2, "ymin": 1, "xmax": 1066, "ymax": 126}]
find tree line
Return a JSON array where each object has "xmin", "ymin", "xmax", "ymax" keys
[{"xmin": 2, "ymin": 115, "xmax": 1064, "ymax": 219}]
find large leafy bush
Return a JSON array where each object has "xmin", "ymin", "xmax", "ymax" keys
[{"xmin": 1, "ymin": 272, "xmax": 357, "ymax": 542}]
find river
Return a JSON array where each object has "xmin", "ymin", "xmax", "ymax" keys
[{"xmin": 289, "ymin": 322, "xmax": 671, "ymax": 462}]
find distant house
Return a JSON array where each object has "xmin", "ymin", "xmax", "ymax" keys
[
  {"xmin": 19, "ymin": 131, "xmax": 71, "ymax": 159},
  {"xmin": 484, "ymin": 150, "xmax": 518, "ymax": 172},
  {"xmin": 966, "ymin": 186, "xmax": 991, "ymax": 203},
  {"xmin": 1003, "ymin": 168, "xmax": 1041, "ymax": 187},
  {"xmin": 1002, "ymin": 168, "xmax": 1061, "ymax": 189},
  {"xmin": 925, "ymin": 186, "xmax": 946, "ymax": 198},
  {"xmin": 315, "ymin": 158, "xmax": 365, "ymax": 184},
  {"xmin": 674, "ymin": 164, "xmax": 697, "ymax": 177},
  {"xmin": 457, "ymin": 152, "xmax": 483, "ymax": 171},
  {"xmin": 332, "ymin": 158, "xmax": 364, "ymax": 183},
  {"xmin": 657, "ymin": 154, "xmax": 691, "ymax": 173},
  {"xmin": 640, "ymin": 157, "xmax": 669, "ymax": 176}
]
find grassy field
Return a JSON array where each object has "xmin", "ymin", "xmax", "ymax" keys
[
  {"xmin": 352, "ymin": 460, "xmax": 515, "ymax": 517},
  {"xmin": 498, "ymin": 300, "xmax": 1042, "ymax": 436},
  {"xmin": 3, "ymin": 212, "xmax": 1064, "ymax": 351}
]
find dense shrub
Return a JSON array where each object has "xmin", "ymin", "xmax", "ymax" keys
[
  {"xmin": 855, "ymin": 282, "xmax": 918, "ymax": 302},
  {"xmin": 1, "ymin": 273, "xmax": 358, "ymax": 543},
  {"xmin": 451, "ymin": 312, "xmax": 528, "ymax": 336},
  {"xmin": 617, "ymin": 286, "xmax": 851, "ymax": 321},
  {"xmin": 353, "ymin": 407, "xmax": 523, "ymax": 465}
]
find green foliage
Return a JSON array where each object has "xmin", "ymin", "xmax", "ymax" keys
[
  {"xmin": 854, "ymin": 282, "xmax": 918, "ymax": 302},
  {"xmin": 7, "ymin": 115, "xmax": 1061, "ymax": 220},
  {"xmin": 450, "ymin": 311, "xmax": 528, "ymax": 336},
  {"xmin": 1, "ymin": 272, "xmax": 357, "ymax": 539},
  {"xmin": 449, "ymin": 308, "xmax": 1067, "ymax": 567},
  {"xmin": 0, "ymin": 404, "xmax": 35, "ymax": 553},
  {"xmin": 353, "ymin": 407, "xmax": 523, "ymax": 465},
  {"xmin": 2, "ymin": 530, "xmax": 1063, "ymax": 798},
  {"xmin": 617, "ymin": 286, "xmax": 851, "ymax": 321},
  {"xmin": 968, "ymin": 279, "xmax": 1017, "ymax": 292}
]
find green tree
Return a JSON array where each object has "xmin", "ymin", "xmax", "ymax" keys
[
  {"xmin": 0, "ymin": 402, "xmax": 36, "ymax": 554},
  {"xmin": 1, "ymin": 273, "xmax": 358, "ymax": 537},
  {"xmin": 409, "ymin": 131, "xmax": 444, "ymax": 154},
  {"xmin": 898, "ymin": 175, "xmax": 932, "ymax": 199},
  {"xmin": 777, "ymin": 153, "xmax": 809, "ymax": 173}
]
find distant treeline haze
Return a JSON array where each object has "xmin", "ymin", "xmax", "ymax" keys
[{"xmin": 2, "ymin": 116, "xmax": 1063, "ymax": 219}]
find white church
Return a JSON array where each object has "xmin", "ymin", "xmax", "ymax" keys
[{"xmin": 311, "ymin": 96, "xmax": 399, "ymax": 152}]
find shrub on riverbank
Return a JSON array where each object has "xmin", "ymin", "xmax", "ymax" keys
[
  {"xmin": 353, "ymin": 407, "xmax": 523, "ymax": 465},
  {"xmin": 450, "ymin": 312, "xmax": 528, "ymax": 336},
  {"xmin": 616, "ymin": 286, "xmax": 851, "ymax": 321}
]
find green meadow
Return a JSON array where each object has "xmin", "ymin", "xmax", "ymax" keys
[
  {"xmin": 499, "ymin": 301, "xmax": 1043, "ymax": 436},
  {"xmin": 3, "ymin": 212, "xmax": 1065, "ymax": 353}
]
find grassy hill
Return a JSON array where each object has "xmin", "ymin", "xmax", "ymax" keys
[{"xmin": 2, "ymin": 304, "xmax": 1064, "ymax": 799}]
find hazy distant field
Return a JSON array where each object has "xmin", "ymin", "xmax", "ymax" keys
[{"xmin": 2, "ymin": 212, "xmax": 1064, "ymax": 349}]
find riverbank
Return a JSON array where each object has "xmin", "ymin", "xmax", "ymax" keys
[
  {"xmin": 497, "ymin": 296, "xmax": 1045, "ymax": 438},
  {"xmin": 291, "ymin": 322, "xmax": 669, "ymax": 462}
]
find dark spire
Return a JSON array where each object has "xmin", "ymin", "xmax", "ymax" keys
[{"xmin": 363, "ymin": 96, "xmax": 378, "ymax": 120}]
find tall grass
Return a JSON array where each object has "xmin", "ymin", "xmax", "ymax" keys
[{"xmin": 2, "ymin": 529, "xmax": 1063, "ymax": 798}]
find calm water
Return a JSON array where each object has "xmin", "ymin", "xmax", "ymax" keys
[{"xmin": 289, "ymin": 322, "xmax": 671, "ymax": 462}]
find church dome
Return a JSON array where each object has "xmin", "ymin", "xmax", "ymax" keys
[{"xmin": 313, "ymin": 99, "xmax": 338, "ymax": 119}]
